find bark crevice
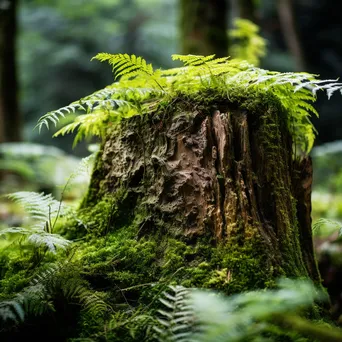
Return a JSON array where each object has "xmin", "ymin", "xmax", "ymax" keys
[{"xmin": 82, "ymin": 98, "xmax": 320, "ymax": 283}]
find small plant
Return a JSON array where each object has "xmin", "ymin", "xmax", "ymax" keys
[
  {"xmin": 36, "ymin": 53, "xmax": 342, "ymax": 154},
  {"xmin": 153, "ymin": 279, "xmax": 342, "ymax": 342},
  {"xmin": 312, "ymin": 218, "xmax": 342, "ymax": 237},
  {"xmin": 0, "ymin": 262, "xmax": 108, "ymax": 330},
  {"xmin": 153, "ymin": 285, "xmax": 195, "ymax": 342},
  {"xmin": 0, "ymin": 192, "xmax": 70, "ymax": 260}
]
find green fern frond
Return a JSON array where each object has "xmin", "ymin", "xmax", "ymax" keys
[
  {"xmin": 19, "ymin": 262, "xmax": 108, "ymax": 319},
  {"xmin": 54, "ymin": 112, "xmax": 110, "ymax": 147},
  {"xmin": 28, "ymin": 232, "xmax": 71, "ymax": 253},
  {"xmin": 0, "ymin": 226, "xmax": 71, "ymax": 253},
  {"xmin": 79, "ymin": 291, "xmax": 109, "ymax": 316},
  {"xmin": 92, "ymin": 53, "xmax": 154, "ymax": 80},
  {"xmin": 172, "ymin": 54, "xmax": 216, "ymax": 66},
  {"xmin": 0, "ymin": 299, "xmax": 25, "ymax": 325},
  {"xmin": 82, "ymin": 85, "xmax": 118, "ymax": 101},
  {"xmin": 190, "ymin": 278, "xmax": 327, "ymax": 342},
  {"xmin": 312, "ymin": 218, "xmax": 342, "ymax": 237},
  {"xmin": 35, "ymin": 102, "xmax": 85, "ymax": 133},
  {"xmin": 0, "ymin": 226, "xmax": 32, "ymax": 236},
  {"xmin": 38, "ymin": 52, "xmax": 342, "ymax": 153},
  {"xmin": 3, "ymin": 191, "xmax": 71, "ymax": 253},
  {"xmin": 7, "ymin": 191, "xmax": 64, "ymax": 223},
  {"xmin": 68, "ymin": 152, "xmax": 96, "ymax": 184},
  {"xmin": 153, "ymin": 285, "xmax": 195, "ymax": 342},
  {"xmin": 171, "ymin": 54, "xmax": 235, "ymax": 78}
]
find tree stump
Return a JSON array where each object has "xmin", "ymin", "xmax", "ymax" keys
[{"xmin": 79, "ymin": 93, "xmax": 320, "ymax": 294}]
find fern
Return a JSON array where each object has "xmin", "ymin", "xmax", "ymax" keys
[
  {"xmin": 37, "ymin": 52, "xmax": 342, "ymax": 154},
  {"xmin": 153, "ymin": 285, "xmax": 195, "ymax": 342},
  {"xmin": 92, "ymin": 53, "xmax": 155, "ymax": 80},
  {"xmin": 7, "ymin": 191, "xmax": 64, "ymax": 224},
  {"xmin": 0, "ymin": 262, "xmax": 108, "ymax": 330},
  {"xmin": 105, "ymin": 309, "xmax": 155, "ymax": 340},
  {"xmin": 312, "ymin": 218, "xmax": 342, "ymax": 237},
  {"xmin": 229, "ymin": 18, "xmax": 267, "ymax": 66},
  {"xmin": 172, "ymin": 54, "xmax": 217, "ymax": 66},
  {"xmin": 1, "ymin": 191, "xmax": 70, "ymax": 253},
  {"xmin": 190, "ymin": 278, "xmax": 328, "ymax": 342},
  {"xmin": 27, "ymin": 262, "xmax": 108, "ymax": 316},
  {"xmin": 150, "ymin": 279, "xmax": 335, "ymax": 342},
  {"xmin": 36, "ymin": 102, "xmax": 86, "ymax": 133},
  {"xmin": 0, "ymin": 299, "xmax": 25, "ymax": 326}
]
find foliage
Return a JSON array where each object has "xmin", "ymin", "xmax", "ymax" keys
[
  {"xmin": 37, "ymin": 53, "xmax": 342, "ymax": 154},
  {"xmin": 153, "ymin": 279, "xmax": 342, "ymax": 342},
  {"xmin": 229, "ymin": 18, "xmax": 267, "ymax": 67},
  {"xmin": 312, "ymin": 218, "xmax": 342, "ymax": 238},
  {"xmin": 0, "ymin": 299, "xmax": 24, "ymax": 326},
  {"xmin": 153, "ymin": 285, "xmax": 194, "ymax": 342},
  {"xmin": 0, "ymin": 191, "xmax": 70, "ymax": 259},
  {"xmin": 0, "ymin": 261, "xmax": 108, "ymax": 330}
]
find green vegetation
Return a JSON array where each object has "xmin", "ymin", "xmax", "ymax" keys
[
  {"xmin": 1, "ymin": 0, "xmax": 342, "ymax": 339},
  {"xmin": 1, "ymin": 53, "xmax": 342, "ymax": 340},
  {"xmin": 36, "ymin": 53, "xmax": 342, "ymax": 154},
  {"xmin": 153, "ymin": 280, "xmax": 342, "ymax": 342},
  {"xmin": 229, "ymin": 18, "xmax": 267, "ymax": 66}
]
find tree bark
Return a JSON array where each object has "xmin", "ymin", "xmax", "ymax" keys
[
  {"xmin": 80, "ymin": 93, "xmax": 320, "ymax": 294},
  {"xmin": 0, "ymin": 0, "xmax": 21, "ymax": 143},
  {"xmin": 180, "ymin": 0, "xmax": 229, "ymax": 57},
  {"xmin": 277, "ymin": 0, "xmax": 306, "ymax": 71}
]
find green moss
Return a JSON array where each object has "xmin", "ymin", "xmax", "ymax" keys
[
  {"xmin": 0, "ymin": 270, "xmax": 31, "ymax": 297},
  {"xmin": 72, "ymin": 222, "xmax": 278, "ymax": 306}
]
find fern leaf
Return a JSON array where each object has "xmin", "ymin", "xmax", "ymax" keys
[
  {"xmin": 92, "ymin": 53, "xmax": 154, "ymax": 80},
  {"xmin": 35, "ymin": 102, "xmax": 85, "ymax": 133},
  {"xmin": 19, "ymin": 262, "xmax": 108, "ymax": 319},
  {"xmin": 79, "ymin": 291, "xmax": 108, "ymax": 316},
  {"xmin": 312, "ymin": 218, "xmax": 342, "ymax": 236},
  {"xmin": 153, "ymin": 285, "xmax": 195, "ymax": 342},
  {"xmin": 172, "ymin": 54, "xmax": 216, "ymax": 66},
  {"xmin": 27, "ymin": 232, "xmax": 71, "ymax": 253},
  {"xmin": 0, "ymin": 226, "xmax": 32, "ymax": 237},
  {"xmin": 4, "ymin": 191, "xmax": 70, "ymax": 253},
  {"xmin": 7, "ymin": 191, "xmax": 64, "ymax": 223},
  {"xmin": 37, "ymin": 52, "xmax": 342, "ymax": 154},
  {"xmin": 0, "ymin": 300, "xmax": 25, "ymax": 324}
]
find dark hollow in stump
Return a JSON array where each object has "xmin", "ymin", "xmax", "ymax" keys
[{"xmin": 81, "ymin": 95, "xmax": 320, "ymax": 293}]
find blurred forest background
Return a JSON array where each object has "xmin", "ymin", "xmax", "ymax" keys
[{"xmin": 1, "ymin": 0, "xmax": 342, "ymax": 321}]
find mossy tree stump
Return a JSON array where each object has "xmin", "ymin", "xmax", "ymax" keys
[{"xmin": 80, "ymin": 93, "xmax": 320, "ymax": 294}]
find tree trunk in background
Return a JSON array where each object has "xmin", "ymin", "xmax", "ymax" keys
[
  {"xmin": 277, "ymin": 0, "xmax": 306, "ymax": 71},
  {"xmin": 233, "ymin": 0, "xmax": 257, "ymax": 23},
  {"xmin": 80, "ymin": 93, "xmax": 321, "ymax": 296},
  {"xmin": 180, "ymin": 0, "xmax": 229, "ymax": 57},
  {"xmin": 0, "ymin": 0, "xmax": 21, "ymax": 143}
]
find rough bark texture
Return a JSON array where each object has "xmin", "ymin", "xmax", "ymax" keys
[
  {"xmin": 180, "ymin": 0, "xmax": 229, "ymax": 57},
  {"xmin": 81, "ymin": 95, "xmax": 320, "ymax": 291},
  {"xmin": 0, "ymin": 0, "xmax": 21, "ymax": 143}
]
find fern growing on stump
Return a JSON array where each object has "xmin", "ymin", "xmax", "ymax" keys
[{"xmin": 29, "ymin": 53, "xmax": 342, "ymax": 339}]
